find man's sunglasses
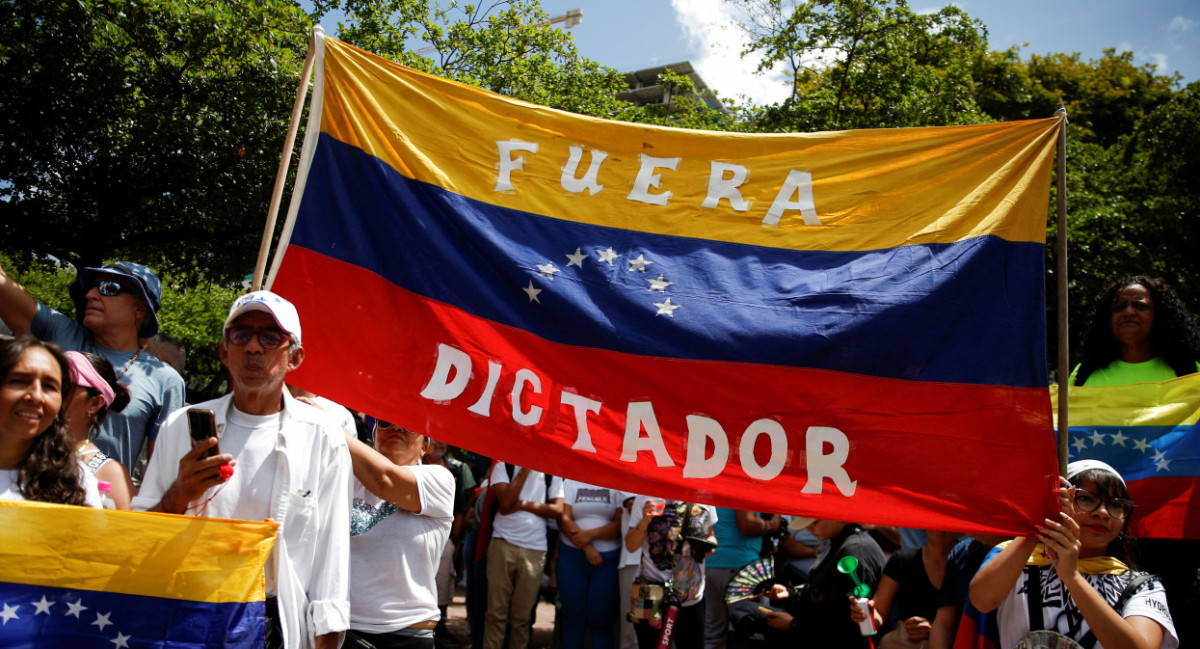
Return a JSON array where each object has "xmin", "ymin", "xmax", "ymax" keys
[
  {"xmin": 226, "ymin": 328, "xmax": 289, "ymax": 350},
  {"xmin": 93, "ymin": 280, "xmax": 132, "ymax": 297},
  {"xmin": 1073, "ymin": 487, "xmax": 1134, "ymax": 520}
]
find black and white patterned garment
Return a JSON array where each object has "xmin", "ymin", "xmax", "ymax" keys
[{"xmin": 987, "ymin": 550, "xmax": 1179, "ymax": 649}]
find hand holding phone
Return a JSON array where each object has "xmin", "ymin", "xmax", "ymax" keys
[{"xmin": 187, "ymin": 409, "xmax": 219, "ymax": 459}]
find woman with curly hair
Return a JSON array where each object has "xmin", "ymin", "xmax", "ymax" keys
[
  {"xmin": 63, "ymin": 351, "xmax": 134, "ymax": 509},
  {"xmin": 1071, "ymin": 275, "xmax": 1200, "ymax": 386},
  {"xmin": 0, "ymin": 335, "xmax": 98, "ymax": 506}
]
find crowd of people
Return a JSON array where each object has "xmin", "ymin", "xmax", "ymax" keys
[{"xmin": 1, "ymin": 259, "xmax": 1198, "ymax": 649}]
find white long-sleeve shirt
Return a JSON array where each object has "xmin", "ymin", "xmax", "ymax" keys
[{"xmin": 133, "ymin": 391, "xmax": 352, "ymax": 649}]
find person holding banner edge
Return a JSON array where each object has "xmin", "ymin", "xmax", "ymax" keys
[{"xmin": 969, "ymin": 460, "xmax": 1177, "ymax": 649}]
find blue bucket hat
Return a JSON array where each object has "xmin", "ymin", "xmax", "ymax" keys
[{"xmin": 75, "ymin": 261, "xmax": 162, "ymax": 338}]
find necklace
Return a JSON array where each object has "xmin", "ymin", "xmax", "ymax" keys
[{"xmin": 115, "ymin": 345, "xmax": 144, "ymax": 380}]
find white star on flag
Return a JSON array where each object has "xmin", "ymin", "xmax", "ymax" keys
[
  {"xmin": 112, "ymin": 632, "xmax": 132, "ymax": 649},
  {"xmin": 647, "ymin": 274, "xmax": 672, "ymax": 293},
  {"xmin": 523, "ymin": 281, "xmax": 543, "ymax": 304},
  {"xmin": 1071, "ymin": 437, "xmax": 1088, "ymax": 453},
  {"xmin": 0, "ymin": 603, "xmax": 18, "ymax": 625},
  {"xmin": 93, "ymin": 611, "xmax": 114, "ymax": 631},
  {"xmin": 1109, "ymin": 430, "xmax": 1128, "ymax": 447},
  {"xmin": 566, "ymin": 247, "xmax": 587, "ymax": 268},
  {"xmin": 627, "ymin": 254, "xmax": 653, "ymax": 273},
  {"xmin": 1088, "ymin": 431, "xmax": 1107, "ymax": 446},
  {"xmin": 595, "ymin": 247, "xmax": 619, "ymax": 265},
  {"xmin": 32, "ymin": 596, "xmax": 53, "ymax": 615},
  {"xmin": 1156, "ymin": 458, "xmax": 1173, "ymax": 472},
  {"xmin": 537, "ymin": 262, "xmax": 560, "ymax": 279},
  {"xmin": 1133, "ymin": 438, "xmax": 1151, "ymax": 453},
  {"xmin": 654, "ymin": 298, "xmax": 681, "ymax": 317},
  {"xmin": 1152, "ymin": 449, "xmax": 1166, "ymax": 462},
  {"xmin": 66, "ymin": 599, "xmax": 87, "ymax": 618}
]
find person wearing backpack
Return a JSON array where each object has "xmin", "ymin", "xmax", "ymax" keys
[{"xmin": 482, "ymin": 462, "xmax": 564, "ymax": 649}]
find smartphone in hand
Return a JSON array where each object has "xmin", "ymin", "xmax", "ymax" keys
[{"xmin": 186, "ymin": 408, "xmax": 219, "ymax": 460}]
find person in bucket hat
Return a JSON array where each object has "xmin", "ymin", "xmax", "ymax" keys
[{"xmin": 0, "ymin": 260, "xmax": 184, "ymax": 477}]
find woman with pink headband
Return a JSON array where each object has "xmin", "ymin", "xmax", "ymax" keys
[{"xmin": 64, "ymin": 351, "xmax": 134, "ymax": 509}]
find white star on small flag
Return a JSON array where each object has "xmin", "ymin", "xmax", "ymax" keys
[
  {"xmin": 1152, "ymin": 449, "xmax": 1166, "ymax": 462},
  {"xmin": 595, "ymin": 247, "xmax": 619, "ymax": 265},
  {"xmin": 111, "ymin": 632, "xmax": 132, "ymax": 649},
  {"xmin": 523, "ymin": 281, "xmax": 543, "ymax": 304},
  {"xmin": 627, "ymin": 254, "xmax": 653, "ymax": 273},
  {"xmin": 647, "ymin": 274, "xmax": 671, "ymax": 293},
  {"xmin": 566, "ymin": 248, "xmax": 587, "ymax": 268},
  {"xmin": 32, "ymin": 596, "xmax": 53, "ymax": 615},
  {"xmin": 654, "ymin": 298, "xmax": 681, "ymax": 317},
  {"xmin": 1109, "ymin": 430, "xmax": 1128, "ymax": 447},
  {"xmin": 0, "ymin": 603, "xmax": 18, "ymax": 625},
  {"xmin": 1071, "ymin": 437, "xmax": 1088, "ymax": 454},
  {"xmin": 65, "ymin": 599, "xmax": 87, "ymax": 618},
  {"xmin": 537, "ymin": 262, "xmax": 560, "ymax": 279},
  {"xmin": 1133, "ymin": 438, "xmax": 1151, "ymax": 453},
  {"xmin": 92, "ymin": 611, "xmax": 114, "ymax": 631},
  {"xmin": 1156, "ymin": 458, "xmax": 1173, "ymax": 472},
  {"xmin": 1088, "ymin": 431, "xmax": 1107, "ymax": 446}
]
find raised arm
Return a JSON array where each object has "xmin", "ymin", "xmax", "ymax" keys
[
  {"xmin": 0, "ymin": 263, "xmax": 39, "ymax": 335},
  {"xmin": 968, "ymin": 536, "xmax": 1037, "ymax": 613},
  {"xmin": 344, "ymin": 431, "xmax": 422, "ymax": 512}
]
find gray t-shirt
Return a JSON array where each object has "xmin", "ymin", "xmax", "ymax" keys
[{"xmin": 32, "ymin": 304, "xmax": 186, "ymax": 471}]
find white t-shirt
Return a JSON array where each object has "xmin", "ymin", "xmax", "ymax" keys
[
  {"xmin": 989, "ymin": 555, "xmax": 1179, "ymax": 649},
  {"xmin": 349, "ymin": 463, "xmax": 455, "ymax": 632},
  {"xmin": 1, "ymin": 465, "xmax": 101, "ymax": 508},
  {"xmin": 189, "ymin": 408, "xmax": 283, "ymax": 593},
  {"xmin": 562, "ymin": 480, "xmax": 624, "ymax": 553},
  {"xmin": 490, "ymin": 463, "xmax": 564, "ymax": 552},
  {"xmin": 619, "ymin": 492, "xmax": 644, "ymax": 569}
]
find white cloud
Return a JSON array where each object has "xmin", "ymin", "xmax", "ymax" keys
[
  {"xmin": 1168, "ymin": 16, "xmax": 1195, "ymax": 33},
  {"xmin": 668, "ymin": 0, "xmax": 791, "ymax": 106}
]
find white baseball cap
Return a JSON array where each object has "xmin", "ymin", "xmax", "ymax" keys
[{"xmin": 223, "ymin": 291, "xmax": 302, "ymax": 344}]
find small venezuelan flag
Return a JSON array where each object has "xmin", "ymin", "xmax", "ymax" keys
[{"xmin": 0, "ymin": 501, "xmax": 276, "ymax": 648}]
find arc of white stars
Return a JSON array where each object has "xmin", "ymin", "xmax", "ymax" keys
[
  {"xmin": 112, "ymin": 631, "xmax": 132, "ymax": 649},
  {"xmin": 595, "ymin": 247, "xmax": 619, "ymax": 265},
  {"xmin": 654, "ymin": 298, "xmax": 681, "ymax": 317},
  {"xmin": 647, "ymin": 274, "xmax": 672, "ymax": 293},
  {"xmin": 0, "ymin": 603, "xmax": 18, "ymax": 625},
  {"xmin": 627, "ymin": 254, "xmax": 653, "ymax": 273},
  {"xmin": 522, "ymin": 281, "xmax": 542, "ymax": 304},
  {"xmin": 536, "ymin": 262, "xmax": 560, "ymax": 279},
  {"xmin": 93, "ymin": 611, "xmax": 114, "ymax": 631},
  {"xmin": 1088, "ymin": 431, "xmax": 1107, "ymax": 446},
  {"xmin": 565, "ymin": 248, "xmax": 587, "ymax": 268},
  {"xmin": 32, "ymin": 596, "xmax": 53, "ymax": 615},
  {"xmin": 1109, "ymin": 430, "xmax": 1129, "ymax": 447},
  {"xmin": 65, "ymin": 599, "xmax": 88, "ymax": 618},
  {"xmin": 1133, "ymin": 438, "xmax": 1151, "ymax": 453}
]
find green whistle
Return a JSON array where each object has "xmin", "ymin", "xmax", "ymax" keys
[{"xmin": 836, "ymin": 555, "xmax": 871, "ymax": 599}]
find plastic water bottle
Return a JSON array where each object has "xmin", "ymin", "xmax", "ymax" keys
[{"xmin": 97, "ymin": 480, "xmax": 116, "ymax": 510}]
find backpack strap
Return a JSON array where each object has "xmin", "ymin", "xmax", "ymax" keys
[{"xmin": 1077, "ymin": 573, "xmax": 1154, "ymax": 649}]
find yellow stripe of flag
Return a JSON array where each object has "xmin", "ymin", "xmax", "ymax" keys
[
  {"xmin": 0, "ymin": 500, "xmax": 276, "ymax": 604},
  {"xmin": 1050, "ymin": 373, "xmax": 1200, "ymax": 428},
  {"xmin": 318, "ymin": 37, "xmax": 1060, "ymax": 253}
]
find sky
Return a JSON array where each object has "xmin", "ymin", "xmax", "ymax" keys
[{"xmin": 523, "ymin": 0, "xmax": 1199, "ymax": 106}]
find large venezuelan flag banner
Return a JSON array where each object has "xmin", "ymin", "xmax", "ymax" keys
[
  {"xmin": 0, "ymin": 501, "xmax": 276, "ymax": 648},
  {"xmin": 270, "ymin": 34, "xmax": 1061, "ymax": 534},
  {"xmin": 1052, "ymin": 374, "xmax": 1200, "ymax": 538}
]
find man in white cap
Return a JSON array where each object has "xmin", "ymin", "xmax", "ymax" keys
[{"xmin": 133, "ymin": 290, "xmax": 350, "ymax": 649}]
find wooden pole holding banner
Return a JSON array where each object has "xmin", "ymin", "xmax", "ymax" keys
[
  {"xmin": 252, "ymin": 30, "xmax": 319, "ymax": 292},
  {"xmin": 1055, "ymin": 105, "xmax": 1070, "ymax": 477}
]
